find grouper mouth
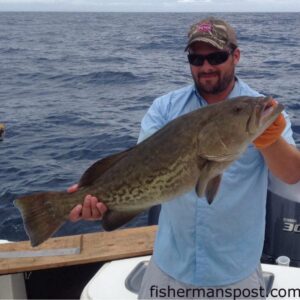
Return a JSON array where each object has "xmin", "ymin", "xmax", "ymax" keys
[{"xmin": 247, "ymin": 96, "xmax": 284, "ymax": 136}]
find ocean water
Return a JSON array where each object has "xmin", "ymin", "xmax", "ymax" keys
[{"xmin": 0, "ymin": 12, "xmax": 299, "ymax": 242}]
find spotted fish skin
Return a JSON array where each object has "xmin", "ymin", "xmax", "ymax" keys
[{"xmin": 14, "ymin": 96, "xmax": 283, "ymax": 246}]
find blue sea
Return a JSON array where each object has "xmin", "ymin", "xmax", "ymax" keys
[{"xmin": 0, "ymin": 12, "xmax": 299, "ymax": 242}]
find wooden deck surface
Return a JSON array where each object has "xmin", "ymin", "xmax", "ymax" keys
[{"xmin": 0, "ymin": 225, "xmax": 157, "ymax": 275}]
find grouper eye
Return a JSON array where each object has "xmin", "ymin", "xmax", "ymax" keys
[{"xmin": 233, "ymin": 106, "xmax": 243, "ymax": 113}]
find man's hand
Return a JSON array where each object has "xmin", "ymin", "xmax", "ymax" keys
[
  {"xmin": 253, "ymin": 100, "xmax": 286, "ymax": 149},
  {"xmin": 67, "ymin": 184, "xmax": 108, "ymax": 222}
]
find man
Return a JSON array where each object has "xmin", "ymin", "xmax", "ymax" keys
[{"xmin": 68, "ymin": 18, "xmax": 300, "ymax": 299}]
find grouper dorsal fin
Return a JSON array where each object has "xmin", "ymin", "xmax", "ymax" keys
[{"xmin": 78, "ymin": 148, "xmax": 134, "ymax": 187}]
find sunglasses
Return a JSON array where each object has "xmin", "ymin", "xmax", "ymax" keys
[{"xmin": 187, "ymin": 51, "xmax": 233, "ymax": 66}]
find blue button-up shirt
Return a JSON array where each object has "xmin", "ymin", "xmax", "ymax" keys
[{"xmin": 138, "ymin": 78, "xmax": 295, "ymax": 286}]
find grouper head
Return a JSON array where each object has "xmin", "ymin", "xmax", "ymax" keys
[{"xmin": 199, "ymin": 96, "xmax": 284, "ymax": 162}]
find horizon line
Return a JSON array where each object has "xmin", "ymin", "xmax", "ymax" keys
[{"xmin": 0, "ymin": 10, "xmax": 299, "ymax": 13}]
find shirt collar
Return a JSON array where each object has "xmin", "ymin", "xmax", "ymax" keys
[
  {"xmin": 228, "ymin": 76, "xmax": 242, "ymax": 99},
  {"xmin": 193, "ymin": 87, "xmax": 208, "ymax": 106}
]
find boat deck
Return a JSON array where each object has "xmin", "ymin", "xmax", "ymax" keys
[{"xmin": 0, "ymin": 225, "xmax": 157, "ymax": 275}]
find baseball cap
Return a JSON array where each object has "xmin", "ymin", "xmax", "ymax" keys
[{"xmin": 185, "ymin": 17, "xmax": 238, "ymax": 51}]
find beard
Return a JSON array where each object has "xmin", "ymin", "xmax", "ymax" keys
[{"xmin": 193, "ymin": 67, "xmax": 235, "ymax": 95}]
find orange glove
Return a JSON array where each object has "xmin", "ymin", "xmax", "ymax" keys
[{"xmin": 253, "ymin": 112, "xmax": 286, "ymax": 149}]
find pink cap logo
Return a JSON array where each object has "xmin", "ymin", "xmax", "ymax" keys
[{"xmin": 196, "ymin": 23, "xmax": 212, "ymax": 33}]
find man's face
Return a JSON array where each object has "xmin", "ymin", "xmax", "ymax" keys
[{"xmin": 188, "ymin": 41, "xmax": 240, "ymax": 95}]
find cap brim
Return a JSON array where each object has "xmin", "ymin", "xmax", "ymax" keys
[{"xmin": 184, "ymin": 37, "xmax": 225, "ymax": 52}]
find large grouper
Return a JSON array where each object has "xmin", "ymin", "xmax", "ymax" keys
[{"xmin": 15, "ymin": 96, "xmax": 283, "ymax": 247}]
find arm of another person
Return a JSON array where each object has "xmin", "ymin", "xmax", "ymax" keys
[{"xmin": 68, "ymin": 97, "xmax": 168, "ymax": 222}]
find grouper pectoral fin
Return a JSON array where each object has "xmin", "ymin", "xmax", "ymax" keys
[
  {"xmin": 195, "ymin": 174, "xmax": 222, "ymax": 204},
  {"xmin": 195, "ymin": 158, "xmax": 227, "ymax": 204},
  {"xmin": 195, "ymin": 177, "xmax": 208, "ymax": 199},
  {"xmin": 205, "ymin": 174, "xmax": 222, "ymax": 204},
  {"xmin": 102, "ymin": 210, "xmax": 142, "ymax": 231},
  {"xmin": 78, "ymin": 147, "xmax": 134, "ymax": 187}
]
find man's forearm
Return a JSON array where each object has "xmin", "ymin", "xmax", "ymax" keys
[{"xmin": 260, "ymin": 137, "xmax": 300, "ymax": 184}]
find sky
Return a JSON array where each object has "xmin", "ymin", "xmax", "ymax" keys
[{"xmin": 0, "ymin": 0, "xmax": 299, "ymax": 12}]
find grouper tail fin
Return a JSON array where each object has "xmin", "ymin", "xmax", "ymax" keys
[{"xmin": 14, "ymin": 191, "xmax": 71, "ymax": 247}]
